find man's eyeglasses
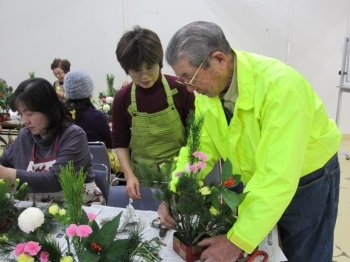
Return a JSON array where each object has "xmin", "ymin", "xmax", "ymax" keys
[
  {"xmin": 128, "ymin": 66, "xmax": 159, "ymax": 78},
  {"xmin": 176, "ymin": 56, "xmax": 208, "ymax": 88}
]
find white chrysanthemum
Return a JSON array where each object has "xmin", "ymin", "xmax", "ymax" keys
[
  {"xmin": 106, "ymin": 97, "xmax": 113, "ymax": 104},
  {"xmin": 102, "ymin": 104, "xmax": 110, "ymax": 112},
  {"xmin": 18, "ymin": 207, "xmax": 44, "ymax": 233}
]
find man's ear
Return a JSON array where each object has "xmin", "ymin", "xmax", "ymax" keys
[{"xmin": 210, "ymin": 51, "xmax": 228, "ymax": 69}]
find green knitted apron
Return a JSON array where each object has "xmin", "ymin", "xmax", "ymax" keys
[{"xmin": 128, "ymin": 76, "xmax": 185, "ymax": 181}]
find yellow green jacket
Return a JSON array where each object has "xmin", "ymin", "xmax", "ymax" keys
[{"xmin": 171, "ymin": 49, "xmax": 341, "ymax": 253}]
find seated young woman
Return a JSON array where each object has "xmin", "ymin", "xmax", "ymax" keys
[{"xmin": 0, "ymin": 78, "xmax": 101, "ymax": 204}]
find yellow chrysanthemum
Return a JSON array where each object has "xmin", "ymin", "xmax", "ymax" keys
[
  {"xmin": 59, "ymin": 209, "xmax": 66, "ymax": 216},
  {"xmin": 60, "ymin": 256, "xmax": 73, "ymax": 262},
  {"xmin": 0, "ymin": 235, "xmax": 8, "ymax": 242},
  {"xmin": 199, "ymin": 186, "xmax": 211, "ymax": 195},
  {"xmin": 210, "ymin": 206, "xmax": 220, "ymax": 216},
  {"xmin": 197, "ymin": 180, "xmax": 204, "ymax": 187},
  {"xmin": 49, "ymin": 204, "xmax": 59, "ymax": 215},
  {"xmin": 18, "ymin": 254, "xmax": 34, "ymax": 262}
]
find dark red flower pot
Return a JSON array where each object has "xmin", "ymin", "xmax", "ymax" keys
[{"xmin": 173, "ymin": 232, "xmax": 204, "ymax": 262}]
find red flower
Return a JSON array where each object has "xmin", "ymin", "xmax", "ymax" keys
[{"xmin": 223, "ymin": 177, "xmax": 235, "ymax": 188}]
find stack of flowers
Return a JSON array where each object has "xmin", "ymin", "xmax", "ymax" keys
[
  {"xmin": 0, "ymin": 162, "xmax": 162, "ymax": 262},
  {"xmin": 145, "ymin": 111, "xmax": 248, "ymax": 262}
]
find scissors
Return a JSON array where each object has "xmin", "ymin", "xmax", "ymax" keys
[
  {"xmin": 236, "ymin": 250, "xmax": 268, "ymax": 262},
  {"xmin": 151, "ymin": 217, "xmax": 169, "ymax": 238}
]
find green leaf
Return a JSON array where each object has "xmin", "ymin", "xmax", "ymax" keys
[
  {"xmin": 100, "ymin": 239, "xmax": 130, "ymax": 261},
  {"xmin": 221, "ymin": 159, "xmax": 233, "ymax": 181},
  {"xmin": 209, "ymin": 190, "xmax": 221, "ymax": 210},
  {"xmin": 84, "ymin": 212, "xmax": 122, "ymax": 252},
  {"xmin": 222, "ymin": 190, "xmax": 239, "ymax": 211},
  {"xmin": 78, "ymin": 250, "xmax": 101, "ymax": 262},
  {"xmin": 231, "ymin": 175, "xmax": 242, "ymax": 187}
]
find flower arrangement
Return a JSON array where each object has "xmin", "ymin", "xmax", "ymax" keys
[
  {"xmin": 0, "ymin": 80, "xmax": 13, "ymax": 114},
  {"xmin": 0, "ymin": 162, "xmax": 162, "ymax": 262},
  {"xmin": 147, "ymin": 111, "xmax": 247, "ymax": 255},
  {"xmin": 93, "ymin": 73, "xmax": 120, "ymax": 121},
  {"xmin": 0, "ymin": 178, "xmax": 30, "ymax": 232}
]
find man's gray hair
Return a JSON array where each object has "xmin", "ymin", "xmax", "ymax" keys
[{"xmin": 166, "ymin": 21, "xmax": 231, "ymax": 68}]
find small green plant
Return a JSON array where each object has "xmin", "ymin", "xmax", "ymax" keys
[
  {"xmin": 0, "ymin": 81, "xmax": 13, "ymax": 113},
  {"xmin": 28, "ymin": 71, "xmax": 35, "ymax": 78}
]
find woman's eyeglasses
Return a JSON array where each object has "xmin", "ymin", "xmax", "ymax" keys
[
  {"xmin": 176, "ymin": 56, "xmax": 208, "ymax": 88},
  {"xmin": 128, "ymin": 66, "xmax": 159, "ymax": 78}
]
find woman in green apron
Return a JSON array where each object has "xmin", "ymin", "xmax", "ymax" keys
[{"xmin": 111, "ymin": 26, "xmax": 195, "ymax": 200}]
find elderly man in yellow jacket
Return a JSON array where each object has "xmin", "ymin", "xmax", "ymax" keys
[{"xmin": 158, "ymin": 21, "xmax": 341, "ymax": 262}]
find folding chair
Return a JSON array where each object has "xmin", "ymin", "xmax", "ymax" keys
[
  {"xmin": 88, "ymin": 141, "xmax": 111, "ymax": 183},
  {"xmin": 93, "ymin": 164, "xmax": 109, "ymax": 203},
  {"xmin": 107, "ymin": 178, "xmax": 161, "ymax": 211}
]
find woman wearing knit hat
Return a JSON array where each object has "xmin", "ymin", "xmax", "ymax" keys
[
  {"xmin": 64, "ymin": 70, "xmax": 112, "ymax": 149},
  {"xmin": 112, "ymin": 26, "xmax": 195, "ymax": 200}
]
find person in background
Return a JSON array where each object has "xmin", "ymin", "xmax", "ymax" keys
[
  {"xmin": 111, "ymin": 26, "xmax": 195, "ymax": 200},
  {"xmin": 64, "ymin": 70, "xmax": 112, "ymax": 148},
  {"xmin": 158, "ymin": 21, "xmax": 341, "ymax": 262},
  {"xmin": 50, "ymin": 58, "xmax": 71, "ymax": 101},
  {"xmin": 0, "ymin": 78, "xmax": 101, "ymax": 204}
]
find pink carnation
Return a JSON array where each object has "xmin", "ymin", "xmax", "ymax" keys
[
  {"xmin": 189, "ymin": 164, "xmax": 198, "ymax": 172},
  {"xmin": 76, "ymin": 225, "xmax": 92, "ymax": 237},
  {"xmin": 66, "ymin": 224, "xmax": 78, "ymax": 237},
  {"xmin": 39, "ymin": 251, "xmax": 49, "ymax": 262},
  {"xmin": 192, "ymin": 151, "xmax": 200, "ymax": 158},
  {"xmin": 197, "ymin": 161, "xmax": 206, "ymax": 170},
  {"xmin": 175, "ymin": 172, "xmax": 182, "ymax": 177},
  {"xmin": 101, "ymin": 97, "xmax": 106, "ymax": 102},
  {"xmin": 14, "ymin": 243, "xmax": 26, "ymax": 256},
  {"xmin": 24, "ymin": 241, "xmax": 41, "ymax": 256},
  {"xmin": 87, "ymin": 213, "xmax": 97, "ymax": 220}
]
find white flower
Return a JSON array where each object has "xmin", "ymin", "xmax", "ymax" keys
[
  {"xmin": 106, "ymin": 97, "xmax": 114, "ymax": 104},
  {"xmin": 102, "ymin": 104, "xmax": 110, "ymax": 112},
  {"xmin": 18, "ymin": 207, "xmax": 44, "ymax": 233}
]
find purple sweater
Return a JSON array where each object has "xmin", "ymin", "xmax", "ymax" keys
[
  {"xmin": 0, "ymin": 124, "xmax": 94, "ymax": 193},
  {"xmin": 111, "ymin": 73, "xmax": 195, "ymax": 148},
  {"xmin": 74, "ymin": 108, "xmax": 112, "ymax": 148}
]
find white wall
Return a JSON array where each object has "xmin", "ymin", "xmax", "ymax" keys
[{"xmin": 1, "ymin": 0, "xmax": 350, "ymax": 133}]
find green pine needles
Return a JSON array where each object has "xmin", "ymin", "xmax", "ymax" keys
[{"xmin": 59, "ymin": 161, "xmax": 87, "ymax": 225}]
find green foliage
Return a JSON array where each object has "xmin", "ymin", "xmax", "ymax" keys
[
  {"xmin": 0, "ymin": 81, "xmax": 13, "ymax": 113},
  {"xmin": 0, "ymin": 179, "xmax": 30, "ymax": 222},
  {"xmin": 151, "ymin": 110, "xmax": 248, "ymax": 244},
  {"xmin": 59, "ymin": 161, "xmax": 87, "ymax": 224},
  {"xmin": 28, "ymin": 71, "xmax": 35, "ymax": 78},
  {"xmin": 106, "ymin": 73, "xmax": 117, "ymax": 97}
]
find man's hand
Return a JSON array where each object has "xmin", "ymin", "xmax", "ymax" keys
[
  {"xmin": 197, "ymin": 235, "xmax": 242, "ymax": 262},
  {"xmin": 158, "ymin": 202, "xmax": 176, "ymax": 229},
  {"xmin": 125, "ymin": 175, "xmax": 141, "ymax": 199}
]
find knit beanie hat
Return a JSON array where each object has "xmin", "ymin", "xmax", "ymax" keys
[{"xmin": 64, "ymin": 70, "xmax": 94, "ymax": 100}]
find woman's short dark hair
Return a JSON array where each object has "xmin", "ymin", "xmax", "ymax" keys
[
  {"xmin": 9, "ymin": 78, "xmax": 71, "ymax": 135},
  {"xmin": 50, "ymin": 58, "xmax": 71, "ymax": 73},
  {"xmin": 116, "ymin": 26, "xmax": 163, "ymax": 74}
]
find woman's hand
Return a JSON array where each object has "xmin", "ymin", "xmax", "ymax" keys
[
  {"xmin": 125, "ymin": 174, "xmax": 141, "ymax": 199},
  {"xmin": 0, "ymin": 166, "xmax": 16, "ymax": 184}
]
